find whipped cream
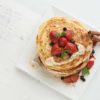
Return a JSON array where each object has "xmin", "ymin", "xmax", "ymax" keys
[{"xmin": 45, "ymin": 43, "xmax": 86, "ymax": 66}]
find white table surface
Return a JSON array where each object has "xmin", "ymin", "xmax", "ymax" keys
[{"xmin": 0, "ymin": 0, "xmax": 100, "ymax": 100}]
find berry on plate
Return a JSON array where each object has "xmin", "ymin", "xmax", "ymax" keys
[
  {"xmin": 62, "ymin": 73, "xmax": 79, "ymax": 83},
  {"xmin": 87, "ymin": 58, "xmax": 94, "ymax": 69}
]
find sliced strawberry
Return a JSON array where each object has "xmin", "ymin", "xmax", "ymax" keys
[
  {"xmin": 49, "ymin": 31, "xmax": 58, "ymax": 43},
  {"xmin": 87, "ymin": 58, "xmax": 94, "ymax": 69},
  {"xmin": 63, "ymin": 76, "xmax": 72, "ymax": 83},
  {"xmin": 93, "ymin": 40, "xmax": 97, "ymax": 46},
  {"xmin": 59, "ymin": 37, "xmax": 67, "ymax": 47},
  {"xmin": 51, "ymin": 44, "xmax": 62, "ymax": 56},
  {"xmin": 64, "ymin": 42, "xmax": 78, "ymax": 54},
  {"xmin": 90, "ymin": 54, "xmax": 95, "ymax": 59},
  {"xmin": 62, "ymin": 73, "xmax": 79, "ymax": 83},
  {"xmin": 65, "ymin": 30, "xmax": 74, "ymax": 41},
  {"xmin": 70, "ymin": 73, "xmax": 79, "ymax": 83}
]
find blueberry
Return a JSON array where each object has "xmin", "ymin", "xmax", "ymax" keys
[
  {"xmin": 49, "ymin": 42, "xmax": 54, "ymax": 46},
  {"xmin": 61, "ymin": 77, "xmax": 64, "ymax": 80},
  {"xmin": 63, "ymin": 27, "xmax": 67, "ymax": 31},
  {"xmin": 92, "ymin": 49, "xmax": 95, "ymax": 54},
  {"xmin": 80, "ymin": 75, "xmax": 86, "ymax": 82}
]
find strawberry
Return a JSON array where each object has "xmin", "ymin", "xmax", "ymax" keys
[
  {"xmin": 63, "ymin": 76, "xmax": 72, "ymax": 83},
  {"xmin": 70, "ymin": 73, "xmax": 79, "ymax": 83},
  {"xmin": 64, "ymin": 42, "xmax": 78, "ymax": 54},
  {"xmin": 59, "ymin": 37, "xmax": 67, "ymax": 47},
  {"xmin": 49, "ymin": 31, "xmax": 58, "ymax": 43},
  {"xmin": 90, "ymin": 54, "xmax": 95, "ymax": 59},
  {"xmin": 51, "ymin": 44, "xmax": 62, "ymax": 56},
  {"xmin": 62, "ymin": 73, "xmax": 79, "ymax": 83},
  {"xmin": 87, "ymin": 58, "xmax": 94, "ymax": 69},
  {"xmin": 65, "ymin": 30, "xmax": 74, "ymax": 41}
]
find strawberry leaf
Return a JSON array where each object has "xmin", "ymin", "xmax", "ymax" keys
[
  {"xmin": 82, "ymin": 66, "xmax": 90, "ymax": 76},
  {"xmin": 61, "ymin": 50, "xmax": 70, "ymax": 58},
  {"xmin": 55, "ymin": 32, "xmax": 66, "ymax": 38}
]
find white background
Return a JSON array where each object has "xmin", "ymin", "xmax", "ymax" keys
[{"xmin": 0, "ymin": 0, "xmax": 100, "ymax": 100}]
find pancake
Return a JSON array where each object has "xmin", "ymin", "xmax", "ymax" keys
[
  {"xmin": 36, "ymin": 17, "xmax": 93, "ymax": 77},
  {"xmin": 46, "ymin": 61, "xmax": 88, "ymax": 77}
]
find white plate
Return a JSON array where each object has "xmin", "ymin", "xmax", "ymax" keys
[{"xmin": 16, "ymin": 6, "xmax": 100, "ymax": 100}]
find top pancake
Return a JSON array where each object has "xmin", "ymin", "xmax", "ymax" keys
[{"xmin": 36, "ymin": 17, "xmax": 93, "ymax": 74}]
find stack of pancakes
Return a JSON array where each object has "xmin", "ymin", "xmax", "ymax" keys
[{"xmin": 36, "ymin": 17, "xmax": 93, "ymax": 77}]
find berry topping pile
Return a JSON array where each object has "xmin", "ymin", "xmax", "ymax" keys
[{"xmin": 49, "ymin": 27, "xmax": 78, "ymax": 58}]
